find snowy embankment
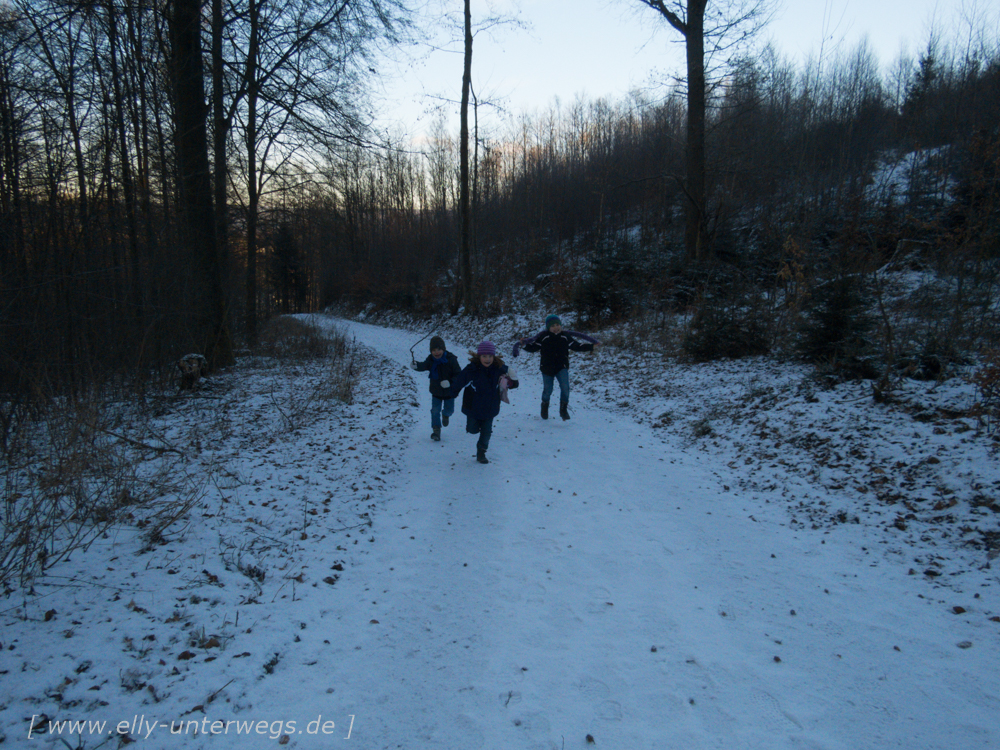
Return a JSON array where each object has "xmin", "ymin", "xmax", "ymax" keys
[{"xmin": 1, "ymin": 314, "xmax": 997, "ymax": 749}]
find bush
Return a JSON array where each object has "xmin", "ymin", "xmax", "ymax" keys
[
  {"xmin": 1, "ymin": 393, "xmax": 202, "ymax": 591},
  {"xmin": 970, "ymin": 349, "xmax": 1000, "ymax": 435},
  {"xmin": 797, "ymin": 275, "xmax": 876, "ymax": 376},
  {"xmin": 682, "ymin": 299, "xmax": 770, "ymax": 362},
  {"xmin": 573, "ymin": 238, "xmax": 645, "ymax": 325},
  {"xmin": 255, "ymin": 316, "xmax": 331, "ymax": 359}
]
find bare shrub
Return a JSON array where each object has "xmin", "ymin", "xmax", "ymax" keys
[
  {"xmin": 970, "ymin": 350, "xmax": 1000, "ymax": 435},
  {"xmin": 605, "ymin": 311, "xmax": 685, "ymax": 355},
  {"xmin": 257, "ymin": 319, "xmax": 358, "ymax": 434},
  {"xmin": 0, "ymin": 392, "xmax": 205, "ymax": 591},
  {"xmin": 319, "ymin": 339, "xmax": 357, "ymax": 405},
  {"xmin": 255, "ymin": 316, "xmax": 331, "ymax": 359}
]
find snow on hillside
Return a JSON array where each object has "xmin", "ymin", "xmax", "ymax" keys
[
  {"xmin": 1, "ymin": 313, "xmax": 997, "ymax": 749},
  {"xmin": 866, "ymin": 146, "xmax": 956, "ymax": 207}
]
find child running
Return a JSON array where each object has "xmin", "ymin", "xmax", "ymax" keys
[
  {"xmin": 447, "ymin": 341, "xmax": 518, "ymax": 464},
  {"xmin": 410, "ymin": 336, "xmax": 462, "ymax": 442},
  {"xmin": 518, "ymin": 315, "xmax": 599, "ymax": 420}
]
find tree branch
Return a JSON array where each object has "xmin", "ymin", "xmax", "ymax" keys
[{"xmin": 640, "ymin": 0, "xmax": 688, "ymax": 36}]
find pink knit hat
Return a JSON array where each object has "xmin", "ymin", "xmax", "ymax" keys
[{"xmin": 476, "ymin": 341, "xmax": 496, "ymax": 356}]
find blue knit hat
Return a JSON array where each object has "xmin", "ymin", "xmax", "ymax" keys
[
  {"xmin": 545, "ymin": 314, "xmax": 561, "ymax": 330},
  {"xmin": 476, "ymin": 340, "xmax": 496, "ymax": 356}
]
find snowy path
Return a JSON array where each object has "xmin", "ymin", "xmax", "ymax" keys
[
  {"xmin": 276, "ymin": 318, "xmax": 998, "ymax": 750},
  {"xmin": 4, "ymin": 317, "xmax": 996, "ymax": 750}
]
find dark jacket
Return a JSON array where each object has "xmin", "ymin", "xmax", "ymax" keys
[
  {"xmin": 521, "ymin": 331, "xmax": 594, "ymax": 376},
  {"xmin": 449, "ymin": 360, "xmax": 519, "ymax": 421},
  {"xmin": 414, "ymin": 351, "xmax": 462, "ymax": 399}
]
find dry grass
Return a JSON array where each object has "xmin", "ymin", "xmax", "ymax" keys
[
  {"xmin": 0, "ymin": 393, "xmax": 204, "ymax": 591},
  {"xmin": 255, "ymin": 316, "xmax": 332, "ymax": 360}
]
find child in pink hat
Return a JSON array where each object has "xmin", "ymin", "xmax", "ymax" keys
[{"xmin": 447, "ymin": 341, "xmax": 518, "ymax": 463}]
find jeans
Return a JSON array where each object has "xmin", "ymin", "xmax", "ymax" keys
[
  {"xmin": 466, "ymin": 415, "xmax": 494, "ymax": 451},
  {"xmin": 541, "ymin": 368, "xmax": 570, "ymax": 405},
  {"xmin": 431, "ymin": 397, "xmax": 455, "ymax": 429}
]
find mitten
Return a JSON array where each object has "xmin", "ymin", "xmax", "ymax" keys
[
  {"xmin": 505, "ymin": 365, "xmax": 517, "ymax": 381},
  {"xmin": 440, "ymin": 380, "xmax": 450, "ymax": 389},
  {"xmin": 409, "ymin": 360, "xmax": 419, "ymax": 370}
]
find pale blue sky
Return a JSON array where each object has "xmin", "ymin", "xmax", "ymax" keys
[{"xmin": 375, "ymin": 0, "xmax": 995, "ymax": 138}]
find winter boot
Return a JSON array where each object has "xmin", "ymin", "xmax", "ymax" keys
[
  {"xmin": 559, "ymin": 402, "xmax": 570, "ymax": 420},
  {"xmin": 431, "ymin": 427, "xmax": 441, "ymax": 441},
  {"xmin": 540, "ymin": 401, "xmax": 549, "ymax": 420},
  {"xmin": 442, "ymin": 414, "xmax": 449, "ymax": 427},
  {"xmin": 476, "ymin": 448, "xmax": 489, "ymax": 464}
]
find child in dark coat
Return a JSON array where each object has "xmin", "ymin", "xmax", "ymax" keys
[
  {"xmin": 411, "ymin": 336, "xmax": 462, "ymax": 441},
  {"xmin": 519, "ymin": 314, "xmax": 598, "ymax": 420},
  {"xmin": 448, "ymin": 341, "xmax": 518, "ymax": 464}
]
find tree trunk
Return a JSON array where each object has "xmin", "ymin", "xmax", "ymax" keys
[
  {"xmin": 684, "ymin": 0, "xmax": 707, "ymax": 263},
  {"xmin": 212, "ymin": 0, "xmax": 231, "ymax": 307},
  {"xmin": 641, "ymin": 0, "xmax": 710, "ymax": 263},
  {"xmin": 106, "ymin": 1, "xmax": 143, "ymax": 327},
  {"xmin": 245, "ymin": 0, "xmax": 260, "ymax": 345},
  {"xmin": 455, "ymin": 0, "xmax": 473, "ymax": 314},
  {"xmin": 169, "ymin": 0, "xmax": 233, "ymax": 369}
]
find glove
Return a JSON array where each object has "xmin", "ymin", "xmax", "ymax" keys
[
  {"xmin": 440, "ymin": 380, "xmax": 450, "ymax": 389},
  {"xmin": 409, "ymin": 360, "xmax": 419, "ymax": 370}
]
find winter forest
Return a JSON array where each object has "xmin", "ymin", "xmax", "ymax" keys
[
  {"xmin": 2, "ymin": 0, "xmax": 1000, "ymax": 745},
  {"xmin": 0, "ymin": 0, "xmax": 997, "ymax": 391}
]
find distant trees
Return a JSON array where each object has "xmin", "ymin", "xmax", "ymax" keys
[
  {"xmin": 0, "ymin": 0, "xmax": 409, "ymax": 399},
  {"xmin": 212, "ymin": 0, "xmax": 408, "ymax": 343},
  {"xmin": 0, "ymin": 0, "xmax": 998, "ymax": 399}
]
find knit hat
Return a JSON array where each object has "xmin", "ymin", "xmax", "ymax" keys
[
  {"xmin": 429, "ymin": 336, "xmax": 445, "ymax": 353},
  {"xmin": 476, "ymin": 340, "xmax": 497, "ymax": 356},
  {"xmin": 545, "ymin": 314, "xmax": 561, "ymax": 330}
]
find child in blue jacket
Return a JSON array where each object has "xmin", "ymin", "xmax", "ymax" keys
[
  {"xmin": 410, "ymin": 336, "xmax": 462, "ymax": 441},
  {"xmin": 448, "ymin": 341, "xmax": 518, "ymax": 464}
]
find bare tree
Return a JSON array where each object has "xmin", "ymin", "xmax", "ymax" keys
[
  {"xmin": 634, "ymin": 0, "xmax": 773, "ymax": 263},
  {"xmin": 214, "ymin": 0, "xmax": 408, "ymax": 343},
  {"xmin": 455, "ymin": 0, "xmax": 472, "ymax": 313}
]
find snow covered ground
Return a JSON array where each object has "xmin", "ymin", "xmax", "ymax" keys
[{"xmin": 2, "ymin": 314, "xmax": 998, "ymax": 749}]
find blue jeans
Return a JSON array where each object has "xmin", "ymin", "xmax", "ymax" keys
[
  {"xmin": 431, "ymin": 397, "xmax": 455, "ymax": 429},
  {"xmin": 541, "ymin": 369, "xmax": 570, "ymax": 405},
  {"xmin": 466, "ymin": 415, "xmax": 494, "ymax": 451}
]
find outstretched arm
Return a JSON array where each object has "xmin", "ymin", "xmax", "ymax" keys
[
  {"xmin": 520, "ymin": 334, "xmax": 543, "ymax": 353},
  {"xmin": 447, "ymin": 367, "xmax": 471, "ymax": 398}
]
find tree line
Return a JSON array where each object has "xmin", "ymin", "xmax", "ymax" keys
[
  {"xmin": 0, "ymin": 0, "xmax": 407, "ymax": 402},
  {"xmin": 1, "ymin": 0, "xmax": 998, "ymax": 406},
  {"xmin": 333, "ymin": 30, "xmax": 999, "ymax": 318}
]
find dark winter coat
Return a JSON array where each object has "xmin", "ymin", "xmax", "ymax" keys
[
  {"xmin": 520, "ymin": 331, "xmax": 594, "ymax": 376},
  {"xmin": 449, "ymin": 360, "xmax": 519, "ymax": 420},
  {"xmin": 414, "ymin": 351, "xmax": 462, "ymax": 400}
]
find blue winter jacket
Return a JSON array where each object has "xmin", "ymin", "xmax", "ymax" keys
[
  {"xmin": 449, "ymin": 360, "xmax": 519, "ymax": 420},
  {"xmin": 414, "ymin": 351, "xmax": 462, "ymax": 399}
]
